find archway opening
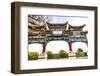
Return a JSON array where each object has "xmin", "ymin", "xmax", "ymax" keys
[
  {"xmin": 46, "ymin": 40, "xmax": 69, "ymax": 54},
  {"xmin": 28, "ymin": 43, "xmax": 43, "ymax": 54},
  {"xmin": 72, "ymin": 42, "xmax": 88, "ymax": 53}
]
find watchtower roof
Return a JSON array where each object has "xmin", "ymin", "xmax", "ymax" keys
[
  {"xmin": 46, "ymin": 21, "xmax": 68, "ymax": 26},
  {"xmin": 68, "ymin": 24, "xmax": 86, "ymax": 31}
]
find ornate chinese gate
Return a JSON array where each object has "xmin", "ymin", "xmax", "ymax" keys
[{"xmin": 28, "ymin": 21, "xmax": 88, "ymax": 54}]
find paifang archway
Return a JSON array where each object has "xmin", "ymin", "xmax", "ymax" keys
[{"xmin": 28, "ymin": 21, "xmax": 88, "ymax": 55}]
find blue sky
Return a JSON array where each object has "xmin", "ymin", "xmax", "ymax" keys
[
  {"xmin": 44, "ymin": 16, "xmax": 88, "ymax": 26},
  {"xmin": 30, "ymin": 15, "xmax": 88, "ymax": 30},
  {"xmin": 44, "ymin": 16, "xmax": 68, "ymax": 23}
]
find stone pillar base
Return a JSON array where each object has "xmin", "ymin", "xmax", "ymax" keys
[{"xmin": 69, "ymin": 51, "xmax": 75, "ymax": 57}]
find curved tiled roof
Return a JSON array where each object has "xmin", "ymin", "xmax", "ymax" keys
[
  {"xmin": 46, "ymin": 21, "xmax": 68, "ymax": 26},
  {"xmin": 68, "ymin": 24, "xmax": 86, "ymax": 29}
]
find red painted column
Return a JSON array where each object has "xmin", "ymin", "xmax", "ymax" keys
[
  {"xmin": 42, "ymin": 43, "xmax": 46, "ymax": 54},
  {"xmin": 68, "ymin": 42, "xmax": 72, "ymax": 53}
]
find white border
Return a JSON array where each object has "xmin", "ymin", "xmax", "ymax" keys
[{"xmin": 20, "ymin": 6, "xmax": 95, "ymax": 70}]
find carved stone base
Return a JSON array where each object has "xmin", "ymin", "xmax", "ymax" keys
[{"xmin": 69, "ymin": 51, "xmax": 75, "ymax": 57}]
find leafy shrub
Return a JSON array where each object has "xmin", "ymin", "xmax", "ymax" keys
[
  {"xmin": 84, "ymin": 52, "xmax": 88, "ymax": 56},
  {"xmin": 77, "ymin": 48, "xmax": 83, "ymax": 52},
  {"xmin": 28, "ymin": 51, "xmax": 39, "ymax": 60},
  {"xmin": 47, "ymin": 51, "xmax": 53, "ymax": 59},
  {"xmin": 75, "ymin": 51, "xmax": 85, "ymax": 57},
  {"xmin": 59, "ymin": 50, "xmax": 68, "ymax": 58},
  {"xmin": 75, "ymin": 48, "xmax": 87, "ymax": 57}
]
